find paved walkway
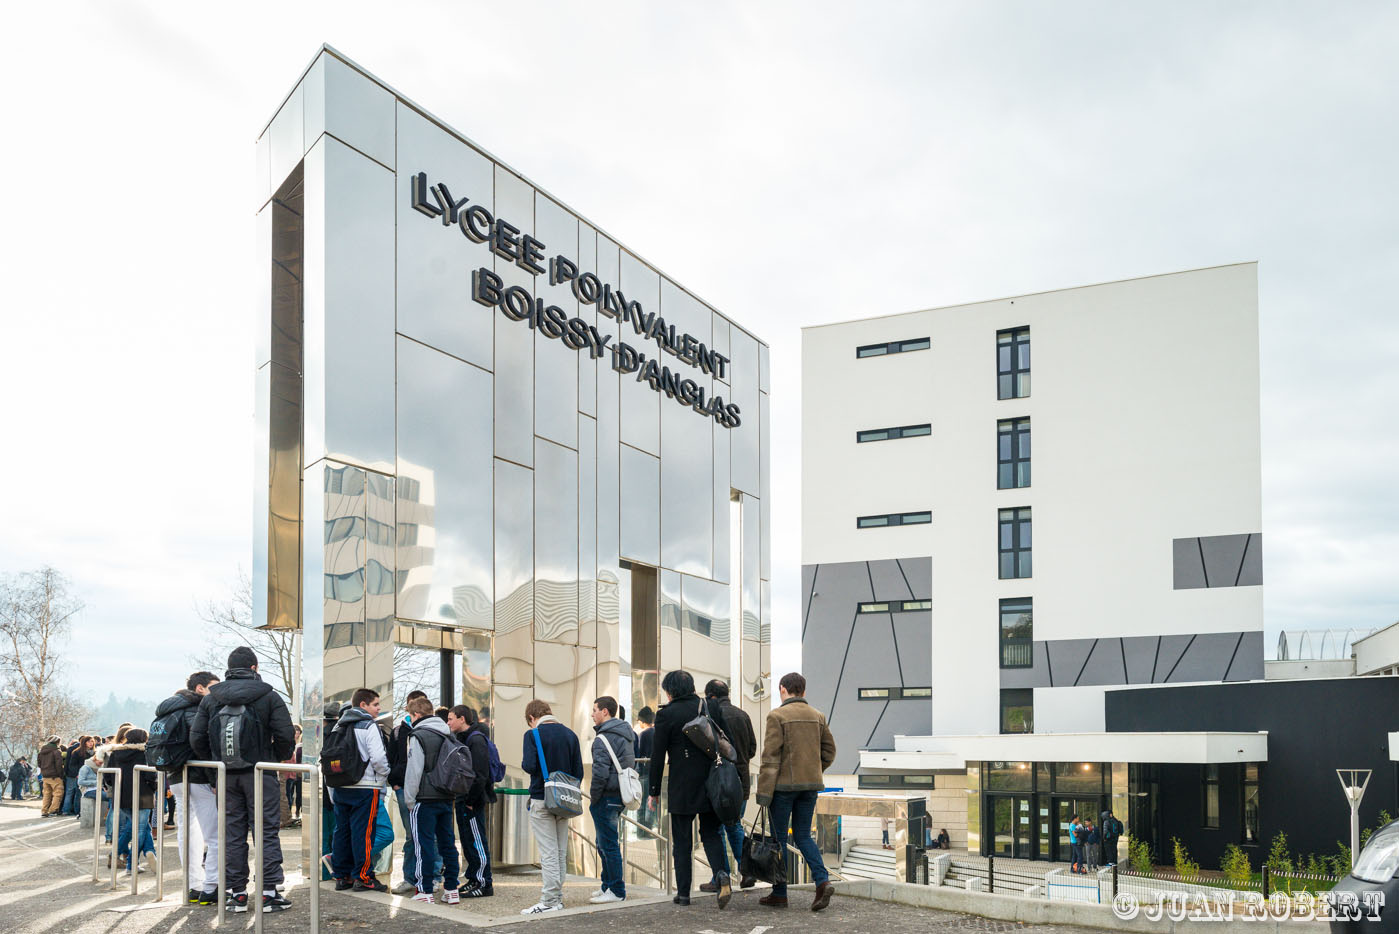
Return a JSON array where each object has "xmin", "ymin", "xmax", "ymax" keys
[{"xmin": 0, "ymin": 796, "xmax": 1112, "ymax": 934}]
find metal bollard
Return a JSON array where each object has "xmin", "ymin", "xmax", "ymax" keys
[
  {"xmin": 253, "ymin": 761, "xmax": 320, "ymax": 934},
  {"xmin": 182, "ymin": 760, "xmax": 227, "ymax": 925},
  {"xmin": 94, "ymin": 767, "xmax": 122, "ymax": 888},
  {"xmin": 132, "ymin": 765, "xmax": 166, "ymax": 899}
]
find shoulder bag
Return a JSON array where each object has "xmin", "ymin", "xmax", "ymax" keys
[
  {"xmin": 599, "ymin": 734, "xmax": 643, "ymax": 810},
  {"xmin": 532, "ymin": 728, "xmax": 583, "ymax": 818},
  {"xmin": 740, "ymin": 806, "xmax": 786, "ymax": 884}
]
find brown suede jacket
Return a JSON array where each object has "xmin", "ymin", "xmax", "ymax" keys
[{"xmin": 756, "ymin": 696, "xmax": 836, "ymax": 804}]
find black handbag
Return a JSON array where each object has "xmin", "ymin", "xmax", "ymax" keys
[
  {"xmin": 683, "ymin": 698, "xmax": 736, "ymax": 762},
  {"xmin": 740, "ymin": 806, "xmax": 786, "ymax": 884},
  {"xmin": 704, "ymin": 755, "xmax": 743, "ymax": 824}
]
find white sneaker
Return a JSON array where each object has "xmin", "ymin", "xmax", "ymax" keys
[
  {"xmin": 391, "ymin": 881, "xmax": 417, "ymax": 895},
  {"xmin": 443, "ymin": 888, "xmax": 460, "ymax": 905},
  {"xmin": 589, "ymin": 890, "xmax": 624, "ymax": 904},
  {"xmin": 412, "ymin": 892, "xmax": 434, "ymax": 904},
  {"xmin": 520, "ymin": 902, "xmax": 563, "ymax": 915}
]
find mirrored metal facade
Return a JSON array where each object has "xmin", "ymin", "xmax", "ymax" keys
[{"xmin": 253, "ymin": 48, "xmax": 770, "ymax": 780}]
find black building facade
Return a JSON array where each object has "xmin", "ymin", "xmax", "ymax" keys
[{"xmin": 1106, "ymin": 677, "xmax": 1399, "ymax": 869}]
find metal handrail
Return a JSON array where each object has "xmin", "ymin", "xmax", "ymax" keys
[
  {"xmin": 576, "ymin": 784, "xmax": 673, "ymax": 892},
  {"xmin": 252, "ymin": 761, "xmax": 320, "ymax": 934},
  {"xmin": 94, "ymin": 767, "xmax": 121, "ymax": 889},
  {"xmin": 131, "ymin": 765, "xmax": 167, "ymax": 899},
  {"xmin": 182, "ymin": 760, "xmax": 227, "ymax": 925}
]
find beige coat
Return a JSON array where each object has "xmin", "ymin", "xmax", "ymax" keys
[{"xmin": 756, "ymin": 697, "xmax": 836, "ymax": 802}]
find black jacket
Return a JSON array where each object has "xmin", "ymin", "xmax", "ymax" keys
[
  {"xmin": 65, "ymin": 745, "xmax": 91, "ymax": 779},
  {"xmin": 521, "ymin": 719, "xmax": 582, "ymax": 801},
  {"xmin": 459, "ymin": 725, "xmax": 494, "ymax": 808},
  {"xmin": 154, "ymin": 689, "xmax": 215, "ymax": 784},
  {"xmin": 105, "ymin": 745, "xmax": 157, "ymax": 810},
  {"xmin": 189, "ymin": 668, "xmax": 295, "ymax": 772},
  {"xmin": 649, "ymin": 692, "xmax": 718, "ymax": 816},
  {"xmin": 707, "ymin": 695, "xmax": 756, "ymax": 798},
  {"xmin": 388, "ymin": 715, "xmax": 413, "ymax": 788},
  {"xmin": 8, "ymin": 760, "xmax": 25, "ymax": 783}
]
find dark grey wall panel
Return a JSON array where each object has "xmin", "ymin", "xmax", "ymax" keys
[
  {"xmin": 802, "ymin": 557, "xmax": 932, "ymax": 774},
  {"xmin": 1173, "ymin": 533, "xmax": 1263, "ymax": 589},
  {"xmin": 1045, "ymin": 639, "xmax": 1095, "ymax": 687},
  {"xmin": 1077, "ymin": 638, "xmax": 1128, "ymax": 686},
  {"xmin": 1172, "ymin": 538, "xmax": 1207, "ymax": 589},
  {"xmin": 1001, "ymin": 631, "xmax": 1265, "ymax": 689}
]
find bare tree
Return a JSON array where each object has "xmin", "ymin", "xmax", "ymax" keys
[
  {"xmin": 0, "ymin": 568, "xmax": 95, "ymax": 761},
  {"xmin": 194, "ymin": 570, "xmax": 297, "ymax": 712}
]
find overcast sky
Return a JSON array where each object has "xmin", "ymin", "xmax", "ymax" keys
[{"xmin": 2, "ymin": 1, "xmax": 1395, "ymax": 705}]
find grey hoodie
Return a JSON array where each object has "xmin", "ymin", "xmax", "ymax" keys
[
  {"xmin": 403, "ymin": 715, "xmax": 454, "ymax": 808},
  {"xmin": 590, "ymin": 717, "xmax": 637, "ymax": 800}
]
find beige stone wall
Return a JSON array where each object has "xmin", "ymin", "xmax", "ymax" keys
[{"xmin": 929, "ymin": 771, "xmax": 969, "ymax": 850}]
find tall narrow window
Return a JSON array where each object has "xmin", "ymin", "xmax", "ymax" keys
[
  {"xmin": 1202, "ymin": 765, "xmax": 1220, "ymax": 829},
  {"xmin": 1000, "ymin": 689, "xmax": 1033, "ymax": 734},
  {"xmin": 999, "ymin": 598, "xmax": 1033, "ymax": 668},
  {"xmin": 1242, "ymin": 764, "xmax": 1259, "ymax": 843},
  {"xmin": 997, "ymin": 327, "xmax": 1030, "ymax": 399},
  {"xmin": 997, "ymin": 418, "xmax": 1031, "ymax": 489},
  {"xmin": 999, "ymin": 508, "xmax": 1032, "ymax": 579}
]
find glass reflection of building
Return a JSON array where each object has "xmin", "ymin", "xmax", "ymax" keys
[{"xmin": 251, "ymin": 47, "xmax": 771, "ymax": 812}]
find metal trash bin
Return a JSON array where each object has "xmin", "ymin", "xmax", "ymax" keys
[{"xmin": 492, "ymin": 788, "xmax": 536, "ymax": 866}]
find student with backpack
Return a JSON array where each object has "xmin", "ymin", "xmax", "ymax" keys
[
  {"xmin": 387, "ymin": 690, "xmax": 429, "ymax": 895},
  {"xmin": 403, "ymin": 695, "xmax": 472, "ymax": 903},
  {"xmin": 520, "ymin": 699, "xmax": 583, "ymax": 915},
  {"xmin": 588, "ymin": 695, "xmax": 637, "ymax": 904},
  {"xmin": 447, "ymin": 704, "xmax": 498, "ymax": 898},
  {"xmin": 189, "ymin": 647, "xmax": 296, "ymax": 913},
  {"xmin": 323, "ymin": 688, "xmax": 391, "ymax": 893},
  {"xmin": 151, "ymin": 671, "xmax": 222, "ymax": 906}
]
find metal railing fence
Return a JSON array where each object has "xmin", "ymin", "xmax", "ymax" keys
[
  {"xmin": 93, "ymin": 767, "xmax": 121, "ymax": 889},
  {"xmin": 131, "ymin": 765, "xmax": 166, "ymax": 899},
  {"xmin": 181, "ymin": 760, "xmax": 227, "ymax": 925},
  {"xmin": 253, "ymin": 762, "xmax": 320, "ymax": 934}
]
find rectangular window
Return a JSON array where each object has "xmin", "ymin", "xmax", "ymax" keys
[
  {"xmin": 997, "ymin": 418, "xmax": 1031, "ymax": 489},
  {"xmin": 858, "ymin": 511, "xmax": 932, "ymax": 529},
  {"xmin": 857, "ymin": 599, "xmax": 931, "ymax": 614},
  {"xmin": 1000, "ymin": 689, "xmax": 1033, "ymax": 734},
  {"xmin": 999, "ymin": 598, "xmax": 1033, "ymax": 668},
  {"xmin": 998, "ymin": 508, "xmax": 1032, "ymax": 578},
  {"xmin": 857, "ymin": 423, "xmax": 932, "ymax": 443},
  {"xmin": 1202, "ymin": 765, "xmax": 1220, "ymax": 829},
  {"xmin": 858, "ymin": 773, "xmax": 936, "ymax": 790},
  {"xmin": 858, "ymin": 686, "xmax": 933, "ymax": 700},
  {"xmin": 997, "ymin": 327, "xmax": 1030, "ymax": 399},
  {"xmin": 1242, "ymin": 764, "xmax": 1260, "ymax": 843},
  {"xmin": 856, "ymin": 337, "xmax": 931, "ymax": 358}
]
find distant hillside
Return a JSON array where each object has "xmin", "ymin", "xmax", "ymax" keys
[{"xmin": 88, "ymin": 693, "xmax": 162, "ymax": 736}]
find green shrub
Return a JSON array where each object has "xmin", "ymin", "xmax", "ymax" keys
[
  {"xmin": 1332, "ymin": 844, "xmax": 1351, "ymax": 876},
  {"xmin": 1221, "ymin": 843, "xmax": 1251, "ymax": 887},
  {"xmin": 1127, "ymin": 836, "xmax": 1153, "ymax": 874},
  {"xmin": 1304, "ymin": 853, "xmax": 1323, "ymax": 875},
  {"xmin": 1172, "ymin": 837, "xmax": 1199, "ymax": 880},
  {"xmin": 1266, "ymin": 831, "xmax": 1292, "ymax": 873}
]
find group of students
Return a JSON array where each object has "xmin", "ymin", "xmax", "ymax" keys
[
  {"xmin": 9, "ymin": 733, "xmax": 98, "ymax": 816},
  {"xmin": 1067, "ymin": 810, "xmax": 1123, "ymax": 873},
  {"xmin": 33, "ymin": 644, "xmax": 843, "ymax": 918}
]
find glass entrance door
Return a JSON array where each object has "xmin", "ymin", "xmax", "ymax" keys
[
  {"xmin": 990, "ymin": 796, "xmax": 1034, "ymax": 859},
  {"xmin": 1053, "ymin": 797, "xmax": 1104, "ymax": 863},
  {"xmin": 1013, "ymin": 796, "xmax": 1033, "ymax": 859}
]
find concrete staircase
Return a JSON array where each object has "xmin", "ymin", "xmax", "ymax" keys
[{"xmin": 840, "ymin": 845, "xmax": 899, "ymax": 882}]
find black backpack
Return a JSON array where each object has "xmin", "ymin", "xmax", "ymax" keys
[
  {"xmin": 147, "ymin": 707, "xmax": 192, "ymax": 773},
  {"xmin": 320, "ymin": 720, "xmax": 371, "ymax": 787},
  {"xmin": 416, "ymin": 728, "xmax": 474, "ymax": 799},
  {"xmin": 213, "ymin": 703, "xmax": 263, "ymax": 770}
]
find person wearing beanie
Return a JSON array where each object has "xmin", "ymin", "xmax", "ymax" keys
[{"xmin": 190, "ymin": 647, "xmax": 296, "ymax": 914}]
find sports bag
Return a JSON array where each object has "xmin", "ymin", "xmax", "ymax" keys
[
  {"xmin": 705, "ymin": 753, "xmax": 744, "ymax": 824},
  {"xmin": 417, "ymin": 727, "xmax": 474, "ymax": 798},
  {"xmin": 682, "ymin": 699, "xmax": 736, "ymax": 762},
  {"xmin": 147, "ymin": 708, "xmax": 192, "ymax": 773},
  {"xmin": 599, "ymin": 733, "xmax": 643, "ymax": 809},
  {"xmin": 741, "ymin": 807, "xmax": 786, "ymax": 884},
  {"xmin": 319, "ymin": 719, "xmax": 371, "ymax": 787},
  {"xmin": 213, "ymin": 703, "xmax": 263, "ymax": 771},
  {"xmin": 531, "ymin": 728, "xmax": 583, "ymax": 818}
]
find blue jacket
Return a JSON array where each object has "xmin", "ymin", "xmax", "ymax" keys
[{"xmin": 521, "ymin": 718, "xmax": 582, "ymax": 801}]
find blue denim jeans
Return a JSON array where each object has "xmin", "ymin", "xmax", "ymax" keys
[
  {"xmin": 589, "ymin": 796, "xmax": 625, "ymax": 897},
  {"xmin": 711, "ymin": 800, "xmax": 746, "ymax": 882},
  {"xmin": 118, "ymin": 809, "xmax": 155, "ymax": 862},
  {"xmin": 768, "ymin": 790, "xmax": 828, "ymax": 897},
  {"xmin": 63, "ymin": 779, "xmax": 81, "ymax": 814}
]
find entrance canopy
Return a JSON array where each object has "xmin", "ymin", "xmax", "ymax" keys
[{"xmin": 859, "ymin": 731, "xmax": 1268, "ymax": 771}]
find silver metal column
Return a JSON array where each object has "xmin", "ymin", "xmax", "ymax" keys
[
  {"xmin": 183, "ymin": 760, "xmax": 227, "ymax": 924},
  {"xmin": 131, "ymin": 765, "xmax": 165, "ymax": 899}
]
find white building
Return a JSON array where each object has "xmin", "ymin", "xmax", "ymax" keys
[{"xmin": 801, "ymin": 263, "xmax": 1263, "ymax": 857}]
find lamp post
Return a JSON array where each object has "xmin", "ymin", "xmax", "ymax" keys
[{"xmin": 1337, "ymin": 769, "xmax": 1372, "ymax": 869}]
